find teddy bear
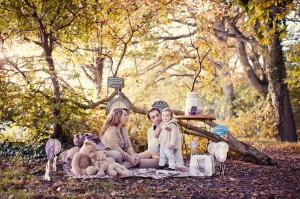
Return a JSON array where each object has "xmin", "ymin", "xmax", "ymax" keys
[
  {"xmin": 60, "ymin": 147, "xmax": 80, "ymax": 168},
  {"xmin": 93, "ymin": 151, "xmax": 130, "ymax": 177},
  {"xmin": 71, "ymin": 140, "xmax": 99, "ymax": 176},
  {"xmin": 105, "ymin": 157, "xmax": 131, "ymax": 177},
  {"xmin": 92, "ymin": 150, "xmax": 109, "ymax": 176}
]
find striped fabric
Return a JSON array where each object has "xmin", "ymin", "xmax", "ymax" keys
[{"xmin": 63, "ymin": 164, "xmax": 190, "ymax": 179}]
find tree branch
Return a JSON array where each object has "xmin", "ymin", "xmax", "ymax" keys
[
  {"xmin": 155, "ymin": 73, "xmax": 194, "ymax": 83},
  {"xmin": 171, "ymin": 18, "xmax": 197, "ymax": 27},
  {"xmin": 3, "ymin": 57, "xmax": 52, "ymax": 100},
  {"xmin": 82, "ymin": 65, "xmax": 96, "ymax": 83},
  {"xmin": 78, "ymin": 90, "xmax": 118, "ymax": 109},
  {"xmin": 188, "ymin": 26, "xmax": 211, "ymax": 92},
  {"xmin": 226, "ymin": 20, "xmax": 268, "ymax": 96},
  {"xmin": 139, "ymin": 57, "xmax": 162, "ymax": 74},
  {"xmin": 157, "ymin": 29, "xmax": 197, "ymax": 41},
  {"xmin": 213, "ymin": 28, "xmax": 254, "ymax": 43},
  {"xmin": 23, "ymin": 37, "xmax": 42, "ymax": 46},
  {"xmin": 286, "ymin": 18, "xmax": 300, "ymax": 23},
  {"xmin": 55, "ymin": 6, "xmax": 85, "ymax": 31}
]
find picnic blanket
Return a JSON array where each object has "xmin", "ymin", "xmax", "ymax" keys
[
  {"xmin": 61, "ymin": 133, "xmax": 191, "ymax": 179},
  {"xmin": 63, "ymin": 164, "xmax": 190, "ymax": 179}
]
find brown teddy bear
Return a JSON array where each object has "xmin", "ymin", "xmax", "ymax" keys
[
  {"xmin": 93, "ymin": 151, "xmax": 130, "ymax": 177},
  {"xmin": 71, "ymin": 140, "xmax": 98, "ymax": 176}
]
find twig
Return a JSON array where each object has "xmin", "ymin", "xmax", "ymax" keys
[{"xmin": 188, "ymin": 25, "xmax": 211, "ymax": 92}]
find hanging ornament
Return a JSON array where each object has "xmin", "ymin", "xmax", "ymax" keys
[{"xmin": 189, "ymin": 138, "xmax": 198, "ymax": 156}]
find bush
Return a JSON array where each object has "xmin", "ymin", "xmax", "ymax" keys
[{"xmin": 0, "ymin": 140, "xmax": 46, "ymax": 159}]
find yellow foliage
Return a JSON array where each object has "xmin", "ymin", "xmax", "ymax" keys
[{"xmin": 224, "ymin": 101, "xmax": 277, "ymax": 138}]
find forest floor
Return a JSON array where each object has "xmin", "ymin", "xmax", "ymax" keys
[{"xmin": 0, "ymin": 139, "xmax": 299, "ymax": 199}]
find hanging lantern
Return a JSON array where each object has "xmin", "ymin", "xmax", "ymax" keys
[
  {"xmin": 151, "ymin": 100, "xmax": 169, "ymax": 111},
  {"xmin": 106, "ymin": 96, "xmax": 130, "ymax": 114}
]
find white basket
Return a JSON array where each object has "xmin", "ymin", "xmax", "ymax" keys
[{"xmin": 189, "ymin": 155, "xmax": 215, "ymax": 177}]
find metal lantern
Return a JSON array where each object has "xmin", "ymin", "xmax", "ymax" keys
[
  {"xmin": 151, "ymin": 100, "xmax": 169, "ymax": 111},
  {"xmin": 106, "ymin": 96, "xmax": 130, "ymax": 114}
]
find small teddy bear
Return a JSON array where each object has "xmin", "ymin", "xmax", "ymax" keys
[
  {"xmin": 93, "ymin": 151, "xmax": 130, "ymax": 177},
  {"xmin": 105, "ymin": 157, "xmax": 131, "ymax": 177},
  {"xmin": 71, "ymin": 140, "xmax": 99, "ymax": 176},
  {"xmin": 92, "ymin": 151, "xmax": 110, "ymax": 176}
]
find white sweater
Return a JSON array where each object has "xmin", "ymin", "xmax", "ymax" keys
[
  {"xmin": 147, "ymin": 124, "xmax": 160, "ymax": 154},
  {"xmin": 151, "ymin": 120, "xmax": 184, "ymax": 167}
]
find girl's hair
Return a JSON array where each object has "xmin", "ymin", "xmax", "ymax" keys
[
  {"xmin": 162, "ymin": 107, "xmax": 173, "ymax": 118},
  {"xmin": 99, "ymin": 108, "xmax": 128, "ymax": 137}
]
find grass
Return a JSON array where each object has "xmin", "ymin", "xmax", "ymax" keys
[
  {"xmin": 0, "ymin": 168, "xmax": 35, "ymax": 199},
  {"xmin": 0, "ymin": 190, "xmax": 34, "ymax": 199}
]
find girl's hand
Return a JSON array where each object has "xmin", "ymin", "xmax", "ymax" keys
[
  {"xmin": 128, "ymin": 154, "xmax": 140, "ymax": 166},
  {"xmin": 154, "ymin": 127, "xmax": 162, "ymax": 138},
  {"xmin": 168, "ymin": 144, "xmax": 175, "ymax": 149}
]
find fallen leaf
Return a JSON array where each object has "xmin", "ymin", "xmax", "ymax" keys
[{"xmin": 111, "ymin": 191, "xmax": 116, "ymax": 196}]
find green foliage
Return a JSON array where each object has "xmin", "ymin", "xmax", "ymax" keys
[
  {"xmin": 286, "ymin": 44, "xmax": 300, "ymax": 90},
  {"xmin": 0, "ymin": 85, "xmax": 94, "ymax": 141},
  {"xmin": 127, "ymin": 113, "xmax": 150, "ymax": 152},
  {"xmin": 286, "ymin": 43, "xmax": 300, "ymax": 130},
  {"xmin": 235, "ymin": 0, "xmax": 293, "ymax": 44},
  {"xmin": 0, "ymin": 0, "xmax": 91, "ymax": 45},
  {"xmin": 224, "ymin": 81, "xmax": 277, "ymax": 138},
  {"xmin": 0, "ymin": 140, "xmax": 45, "ymax": 159}
]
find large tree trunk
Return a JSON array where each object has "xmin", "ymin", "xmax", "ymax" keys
[
  {"xmin": 214, "ymin": 18, "xmax": 269, "ymax": 96},
  {"xmin": 236, "ymin": 41, "xmax": 268, "ymax": 96},
  {"xmin": 180, "ymin": 121, "xmax": 274, "ymax": 165},
  {"xmin": 226, "ymin": 21, "xmax": 268, "ymax": 96},
  {"xmin": 41, "ymin": 31, "xmax": 68, "ymax": 142},
  {"xmin": 266, "ymin": 34, "xmax": 297, "ymax": 142},
  {"xmin": 225, "ymin": 17, "xmax": 297, "ymax": 142}
]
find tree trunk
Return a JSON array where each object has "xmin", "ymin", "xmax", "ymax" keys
[
  {"xmin": 222, "ymin": 81, "xmax": 235, "ymax": 119},
  {"xmin": 213, "ymin": 62, "xmax": 235, "ymax": 119},
  {"xmin": 180, "ymin": 121, "xmax": 274, "ymax": 165},
  {"xmin": 226, "ymin": 20, "xmax": 268, "ymax": 96},
  {"xmin": 41, "ymin": 32, "xmax": 66, "ymax": 142},
  {"xmin": 212, "ymin": 19, "xmax": 236, "ymax": 119},
  {"xmin": 225, "ymin": 16, "xmax": 297, "ymax": 142},
  {"xmin": 266, "ymin": 34, "xmax": 297, "ymax": 142},
  {"xmin": 95, "ymin": 57, "xmax": 104, "ymax": 95}
]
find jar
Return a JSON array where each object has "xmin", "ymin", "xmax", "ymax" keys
[{"xmin": 185, "ymin": 92, "xmax": 201, "ymax": 115}]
